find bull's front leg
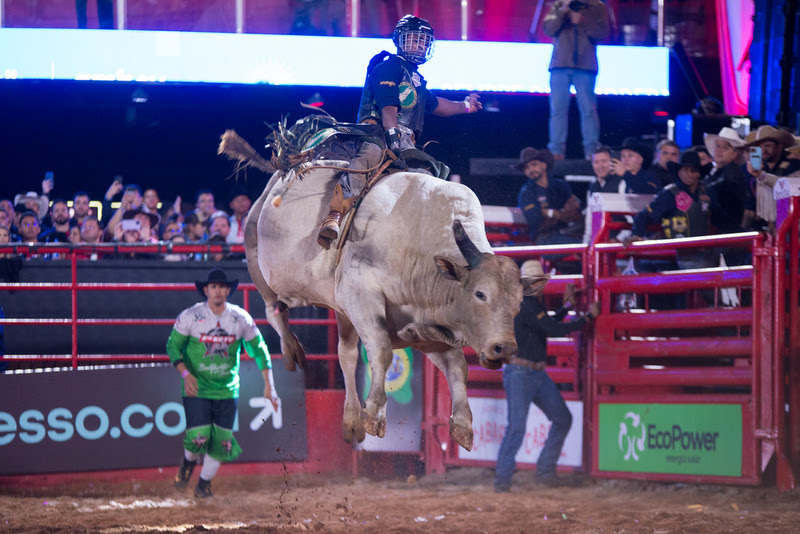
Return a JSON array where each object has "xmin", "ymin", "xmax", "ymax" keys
[
  {"xmin": 335, "ymin": 312, "xmax": 365, "ymax": 444},
  {"xmin": 359, "ymin": 328, "xmax": 393, "ymax": 439},
  {"xmin": 426, "ymin": 348, "xmax": 474, "ymax": 451}
]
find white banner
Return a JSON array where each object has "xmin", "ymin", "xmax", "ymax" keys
[{"xmin": 458, "ymin": 396, "xmax": 583, "ymax": 467}]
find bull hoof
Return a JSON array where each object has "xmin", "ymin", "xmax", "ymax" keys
[
  {"xmin": 342, "ymin": 421, "xmax": 366, "ymax": 444},
  {"xmin": 361, "ymin": 410, "xmax": 386, "ymax": 438},
  {"xmin": 479, "ymin": 353, "xmax": 503, "ymax": 370},
  {"xmin": 449, "ymin": 420, "xmax": 474, "ymax": 451}
]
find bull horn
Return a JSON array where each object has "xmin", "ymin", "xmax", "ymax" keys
[{"xmin": 453, "ymin": 220, "xmax": 483, "ymax": 270}]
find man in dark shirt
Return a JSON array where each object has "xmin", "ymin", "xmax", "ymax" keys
[
  {"xmin": 495, "ymin": 260, "xmax": 600, "ymax": 491},
  {"xmin": 650, "ymin": 139, "xmax": 681, "ymax": 187},
  {"xmin": 317, "ymin": 15, "xmax": 482, "ymax": 248},
  {"xmin": 626, "ymin": 151, "xmax": 718, "ymax": 270},
  {"xmin": 609, "ymin": 137, "xmax": 661, "ymax": 195},
  {"xmin": 703, "ymin": 127, "xmax": 747, "ymax": 234},
  {"xmin": 39, "ymin": 199, "xmax": 72, "ymax": 243},
  {"xmin": 517, "ymin": 147, "xmax": 583, "ymax": 245}
]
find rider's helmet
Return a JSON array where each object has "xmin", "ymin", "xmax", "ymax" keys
[{"xmin": 392, "ymin": 15, "xmax": 435, "ymax": 65}]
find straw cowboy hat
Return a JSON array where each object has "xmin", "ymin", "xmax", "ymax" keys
[
  {"xmin": 13, "ymin": 191, "xmax": 49, "ymax": 218},
  {"xmin": 704, "ymin": 127, "xmax": 745, "ymax": 155},
  {"xmin": 514, "ymin": 147, "xmax": 555, "ymax": 172},
  {"xmin": 195, "ymin": 268, "xmax": 238, "ymax": 299},
  {"xmin": 520, "ymin": 259, "xmax": 546, "ymax": 278},
  {"xmin": 744, "ymin": 125, "xmax": 797, "ymax": 148}
]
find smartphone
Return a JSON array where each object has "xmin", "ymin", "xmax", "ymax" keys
[
  {"xmin": 121, "ymin": 219, "xmax": 141, "ymax": 232},
  {"xmin": 113, "ymin": 175, "xmax": 124, "ymax": 185},
  {"xmin": 45, "ymin": 171, "xmax": 54, "ymax": 188},
  {"xmin": 749, "ymin": 146, "xmax": 762, "ymax": 171}
]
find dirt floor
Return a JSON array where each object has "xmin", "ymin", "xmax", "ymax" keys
[{"xmin": 1, "ymin": 467, "xmax": 799, "ymax": 533}]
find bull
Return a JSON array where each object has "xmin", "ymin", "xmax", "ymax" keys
[{"xmin": 244, "ymin": 161, "xmax": 547, "ymax": 450}]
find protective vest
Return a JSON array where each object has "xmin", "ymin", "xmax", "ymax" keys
[
  {"xmin": 357, "ymin": 53, "xmax": 428, "ymax": 137},
  {"xmin": 661, "ymin": 183, "xmax": 710, "ymax": 239}
]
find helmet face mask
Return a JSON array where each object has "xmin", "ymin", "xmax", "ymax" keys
[{"xmin": 392, "ymin": 15, "xmax": 435, "ymax": 65}]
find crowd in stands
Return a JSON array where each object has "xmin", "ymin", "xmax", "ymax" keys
[
  {"xmin": 2, "ymin": 123, "xmax": 800, "ymax": 264},
  {"xmin": 0, "ymin": 177, "xmax": 253, "ymax": 261},
  {"xmin": 518, "ymin": 124, "xmax": 800, "ymax": 256}
]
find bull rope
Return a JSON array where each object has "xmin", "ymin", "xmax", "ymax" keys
[{"xmin": 335, "ymin": 153, "xmax": 397, "ymax": 265}]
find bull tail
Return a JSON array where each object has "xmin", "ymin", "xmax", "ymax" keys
[{"xmin": 244, "ymin": 185, "xmax": 307, "ymax": 371}]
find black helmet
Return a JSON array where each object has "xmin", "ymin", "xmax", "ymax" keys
[{"xmin": 392, "ymin": 15, "xmax": 435, "ymax": 65}]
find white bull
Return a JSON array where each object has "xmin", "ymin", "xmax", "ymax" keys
[{"xmin": 245, "ymin": 162, "xmax": 547, "ymax": 450}]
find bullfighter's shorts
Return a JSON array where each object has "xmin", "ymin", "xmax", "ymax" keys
[{"xmin": 182, "ymin": 397, "xmax": 242, "ymax": 462}]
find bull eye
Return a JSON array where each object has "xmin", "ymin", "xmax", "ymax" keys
[{"xmin": 475, "ymin": 290, "xmax": 486, "ymax": 301}]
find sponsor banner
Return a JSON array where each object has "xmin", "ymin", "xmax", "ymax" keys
[
  {"xmin": 0, "ymin": 362, "xmax": 307, "ymax": 475},
  {"xmin": 598, "ymin": 403, "xmax": 742, "ymax": 477},
  {"xmin": 356, "ymin": 347, "xmax": 423, "ymax": 453},
  {"xmin": 457, "ymin": 397, "xmax": 583, "ymax": 467}
]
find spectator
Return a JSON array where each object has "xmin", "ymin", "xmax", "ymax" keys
[
  {"xmin": 543, "ymin": 0, "xmax": 610, "ymax": 160},
  {"xmin": 0, "ymin": 199, "xmax": 15, "ymax": 226},
  {"xmin": 183, "ymin": 212, "xmax": 207, "ymax": 242},
  {"xmin": 142, "ymin": 188, "xmax": 160, "ymax": 214},
  {"xmin": 68, "ymin": 226, "xmax": 82, "ymax": 244},
  {"xmin": 161, "ymin": 218, "xmax": 184, "ymax": 241},
  {"xmin": 80, "ymin": 217, "xmax": 103, "ymax": 243},
  {"xmin": 626, "ymin": 151, "xmax": 718, "ymax": 269},
  {"xmin": 39, "ymin": 199, "xmax": 72, "ymax": 243},
  {"xmin": 0, "ymin": 209, "xmax": 9, "ymax": 230},
  {"xmin": 703, "ymin": 127, "xmax": 748, "ymax": 234},
  {"xmin": 609, "ymin": 137, "xmax": 661, "ymax": 194},
  {"xmin": 494, "ymin": 260, "xmax": 600, "ymax": 492},
  {"xmin": 517, "ymin": 147, "xmax": 583, "ymax": 245},
  {"xmin": 206, "ymin": 234, "xmax": 228, "ymax": 261},
  {"xmin": 103, "ymin": 181, "xmax": 143, "ymax": 236},
  {"xmin": 71, "ymin": 191, "xmax": 91, "ymax": 227},
  {"xmin": 0, "ymin": 225, "xmax": 24, "ymax": 283},
  {"xmin": 743, "ymin": 126, "xmax": 800, "ymax": 231},
  {"xmin": 207, "ymin": 211, "xmax": 231, "ymax": 242},
  {"xmin": 226, "ymin": 184, "xmax": 251, "ymax": 245},
  {"xmin": 17, "ymin": 211, "xmax": 41, "ymax": 242},
  {"xmin": 112, "ymin": 209, "xmax": 160, "ymax": 259},
  {"xmin": 194, "ymin": 189, "xmax": 217, "ymax": 223},
  {"xmin": 13, "ymin": 191, "xmax": 49, "ymax": 220},
  {"xmin": 583, "ymin": 145, "xmax": 626, "ymax": 243},
  {"xmin": 650, "ymin": 139, "xmax": 681, "ymax": 186},
  {"xmin": 691, "ymin": 144, "xmax": 713, "ymax": 168},
  {"xmin": 164, "ymin": 234, "xmax": 189, "ymax": 262}
]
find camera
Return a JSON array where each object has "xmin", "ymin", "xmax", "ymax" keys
[
  {"xmin": 568, "ymin": 0, "xmax": 588, "ymax": 12},
  {"xmin": 121, "ymin": 219, "xmax": 142, "ymax": 232}
]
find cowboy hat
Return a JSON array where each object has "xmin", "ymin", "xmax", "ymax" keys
[
  {"xmin": 13, "ymin": 191, "xmax": 49, "ymax": 218},
  {"xmin": 666, "ymin": 150, "xmax": 703, "ymax": 173},
  {"xmin": 520, "ymin": 259, "xmax": 546, "ymax": 278},
  {"xmin": 619, "ymin": 138, "xmax": 654, "ymax": 169},
  {"xmin": 122, "ymin": 207, "xmax": 160, "ymax": 229},
  {"xmin": 226, "ymin": 183, "xmax": 250, "ymax": 206},
  {"xmin": 744, "ymin": 125, "xmax": 797, "ymax": 148},
  {"xmin": 195, "ymin": 268, "xmax": 238, "ymax": 299},
  {"xmin": 703, "ymin": 127, "xmax": 745, "ymax": 155},
  {"xmin": 514, "ymin": 147, "xmax": 555, "ymax": 171}
]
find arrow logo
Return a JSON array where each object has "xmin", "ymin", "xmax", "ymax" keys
[{"xmin": 248, "ymin": 397, "xmax": 283, "ymax": 431}]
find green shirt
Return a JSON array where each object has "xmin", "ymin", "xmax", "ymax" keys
[{"xmin": 166, "ymin": 302, "xmax": 271, "ymax": 399}]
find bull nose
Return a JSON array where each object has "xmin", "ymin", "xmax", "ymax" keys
[{"xmin": 493, "ymin": 344, "xmax": 504, "ymax": 355}]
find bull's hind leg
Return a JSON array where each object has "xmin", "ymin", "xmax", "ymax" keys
[
  {"xmin": 426, "ymin": 348, "xmax": 474, "ymax": 451},
  {"xmin": 336, "ymin": 312, "xmax": 365, "ymax": 444},
  {"xmin": 244, "ymin": 186, "xmax": 306, "ymax": 371}
]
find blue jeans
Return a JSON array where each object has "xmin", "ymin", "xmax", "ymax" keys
[
  {"xmin": 548, "ymin": 68, "xmax": 600, "ymax": 159},
  {"xmin": 495, "ymin": 363, "xmax": 572, "ymax": 488}
]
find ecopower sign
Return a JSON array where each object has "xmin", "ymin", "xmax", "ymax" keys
[
  {"xmin": 598, "ymin": 403, "xmax": 742, "ymax": 477},
  {"xmin": 0, "ymin": 362, "xmax": 307, "ymax": 475}
]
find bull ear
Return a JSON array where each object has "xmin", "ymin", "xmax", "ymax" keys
[
  {"xmin": 435, "ymin": 256, "xmax": 468, "ymax": 282},
  {"xmin": 453, "ymin": 220, "xmax": 483, "ymax": 270},
  {"xmin": 522, "ymin": 276, "xmax": 549, "ymax": 296}
]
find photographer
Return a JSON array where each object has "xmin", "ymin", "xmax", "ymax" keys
[
  {"xmin": 543, "ymin": 0, "xmax": 610, "ymax": 160},
  {"xmin": 112, "ymin": 208, "xmax": 160, "ymax": 259}
]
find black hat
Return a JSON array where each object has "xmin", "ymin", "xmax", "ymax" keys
[
  {"xmin": 227, "ymin": 183, "xmax": 250, "ymax": 206},
  {"xmin": 620, "ymin": 138, "xmax": 654, "ymax": 169},
  {"xmin": 195, "ymin": 268, "xmax": 238, "ymax": 298},
  {"xmin": 667, "ymin": 150, "xmax": 703, "ymax": 173},
  {"xmin": 514, "ymin": 147, "xmax": 555, "ymax": 171},
  {"xmin": 122, "ymin": 207, "xmax": 160, "ymax": 229}
]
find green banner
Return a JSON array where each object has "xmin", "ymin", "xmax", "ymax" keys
[{"xmin": 598, "ymin": 403, "xmax": 742, "ymax": 477}]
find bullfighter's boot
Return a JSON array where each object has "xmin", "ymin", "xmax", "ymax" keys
[{"xmin": 317, "ymin": 183, "xmax": 356, "ymax": 249}]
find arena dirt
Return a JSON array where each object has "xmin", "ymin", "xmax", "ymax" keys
[{"xmin": 1, "ymin": 467, "xmax": 798, "ymax": 533}]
